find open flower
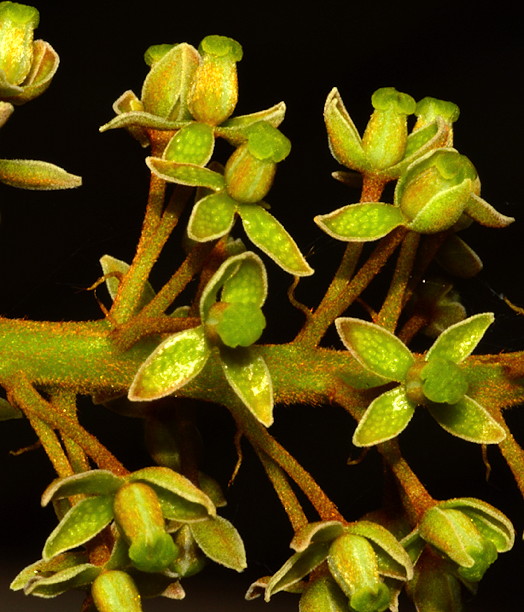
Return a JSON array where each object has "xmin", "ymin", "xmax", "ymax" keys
[{"xmin": 336, "ymin": 313, "xmax": 505, "ymax": 446}]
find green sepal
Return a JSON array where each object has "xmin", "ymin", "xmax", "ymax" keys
[
  {"xmin": 91, "ymin": 570, "xmax": 143, "ymax": 612},
  {"xmin": 465, "ymin": 193, "xmax": 514, "ymax": 228},
  {"xmin": 107, "ymin": 90, "xmax": 149, "ymax": 146},
  {"xmin": 170, "ymin": 524, "xmax": 207, "ymax": 578},
  {"xmin": 220, "ymin": 347, "xmax": 273, "ymax": 426},
  {"xmin": 426, "ymin": 313, "xmax": 494, "ymax": 363},
  {"xmin": 146, "ymin": 156, "xmax": 225, "ymax": 190},
  {"xmin": 428, "ymin": 395, "xmax": 505, "ymax": 444},
  {"xmin": 187, "ymin": 191, "xmax": 236, "ymax": 242},
  {"xmin": 436, "ymin": 235, "xmax": 483, "ymax": 278},
  {"xmin": 217, "ymin": 102, "xmax": 287, "ymax": 145},
  {"xmin": 0, "ymin": 158, "xmax": 81, "ymax": 190},
  {"xmin": 353, "ymin": 386, "xmax": 416, "ymax": 447},
  {"xmin": 265, "ymin": 541, "xmax": 332, "ymax": 601},
  {"xmin": 164, "ymin": 122, "xmax": 215, "ymax": 165},
  {"xmin": 314, "ymin": 203, "xmax": 404, "ymax": 242},
  {"xmin": 408, "ymin": 552, "xmax": 463, "ymax": 612},
  {"xmin": 42, "ymin": 496, "xmax": 115, "ymax": 560},
  {"xmin": 190, "ymin": 515, "xmax": 247, "ymax": 572},
  {"xmin": 0, "ymin": 396, "xmax": 22, "ymax": 420},
  {"xmin": 99, "ymin": 111, "xmax": 186, "ymax": 134},
  {"xmin": 199, "ymin": 251, "xmax": 263, "ymax": 319},
  {"xmin": 238, "ymin": 203, "xmax": 313, "ymax": 276},
  {"xmin": 221, "ymin": 250, "xmax": 267, "ymax": 306},
  {"xmin": 336, "ymin": 318, "xmax": 414, "ymax": 381},
  {"xmin": 438, "ymin": 498, "xmax": 515, "ymax": 553},
  {"xmin": 128, "ymin": 326, "xmax": 211, "ymax": 401},
  {"xmin": 141, "ymin": 42, "xmax": 200, "ymax": 121},
  {"xmin": 0, "ymin": 39, "xmax": 59, "ymax": 105},
  {"xmin": 100, "ymin": 254, "xmax": 155, "ymax": 311},
  {"xmin": 41, "ymin": 470, "xmax": 123, "ymax": 507},
  {"xmin": 328, "ymin": 533, "xmax": 390, "ymax": 612},
  {"xmin": 208, "ymin": 302, "xmax": 266, "ymax": 347},
  {"xmin": 421, "ymin": 357, "xmax": 468, "ymax": 405},
  {"xmin": 0, "ymin": 100, "xmax": 13, "ymax": 127},
  {"xmin": 128, "ymin": 466, "xmax": 216, "ymax": 521},
  {"xmin": 291, "ymin": 521, "xmax": 346, "ymax": 553},
  {"xmin": 324, "ymin": 88, "xmax": 368, "ymax": 172},
  {"xmin": 23, "ymin": 563, "xmax": 99, "ymax": 598},
  {"xmin": 405, "ymin": 179, "xmax": 474, "ymax": 233},
  {"xmin": 346, "ymin": 521, "xmax": 413, "ymax": 580},
  {"xmin": 10, "ymin": 551, "xmax": 88, "ymax": 591}
]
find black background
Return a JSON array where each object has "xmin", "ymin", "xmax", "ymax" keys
[{"xmin": 1, "ymin": 1, "xmax": 523, "ymax": 610}]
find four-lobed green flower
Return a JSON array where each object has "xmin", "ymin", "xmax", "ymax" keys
[
  {"xmin": 336, "ymin": 313, "xmax": 506, "ymax": 447},
  {"xmin": 129, "ymin": 250, "xmax": 275, "ymax": 426}
]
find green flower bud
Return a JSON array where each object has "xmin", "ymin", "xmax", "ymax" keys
[
  {"xmin": 91, "ymin": 570, "xmax": 143, "ymax": 612},
  {"xmin": 361, "ymin": 87, "xmax": 416, "ymax": 170},
  {"xmin": 299, "ymin": 576, "xmax": 348, "ymax": 612},
  {"xmin": 0, "ymin": 1, "xmax": 39, "ymax": 86},
  {"xmin": 328, "ymin": 533, "xmax": 391, "ymax": 612},
  {"xmin": 419, "ymin": 506, "xmax": 498, "ymax": 582},
  {"xmin": 224, "ymin": 122, "xmax": 290, "ymax": 202},
  {"xmin": 187, "ymin": 35, "xmax": 243, "ymax": 125},
  {"xmin": 206, "ymin": 301, "xmax": 266, "ymax": 348},
  {"xmin": 395, "ymin": 148, "xmax": 479, "ymax": 233},
  {"xmin": 113, "ymin": 482, "xmax": 178, "ymax": 573},
  {"xmin": 171, "ymin": 524, "xmax": 207, "ymax": 578}
]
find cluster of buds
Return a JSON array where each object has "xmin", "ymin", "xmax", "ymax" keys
[
  {"xmin": 253, "ymin": 520, "xmax": 412, "ymax": 611},
  {"xmin": 11, "ymin": 467, "xmax": 246, "ymax": 611}
]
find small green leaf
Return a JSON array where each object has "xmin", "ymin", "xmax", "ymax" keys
[
  {"xmin": 220, "ymin": 348, "xmax": 273, "ymax": 426},
  {"xmin": 190, "ymin": 516, "xmax": 247, "ymax": 571},
  {"xmin": 128, "ymin": 466, "xmax": 216, "ymax": 521},
  {"xmin": 426, "ymin": 313, "xmax": 494, "ymax": 363},
  {"xmin": 41, "ymin": 470, "xmax": 123, "ymax": 507},
  {"xmin": 428, "ymin": 395, "xmax": 505, "ymax": 444},
  {"xmin": 291, "ymin": 521, "xmax": 345, "ymax": 553},
  {"xmin": 0, "ymin": 159, "xmax": 81, "ymax": 190},
  {"xmin": 238, "ymin": 204, "xmax": 313, "ymax": 276},
  {"xmin": 100, "ymin": 254, "xmax": 155, "ymax": 308},
  {"xmin": 336, "ymin": 318, "xmax": 414, "ymax": 381},
  {"xmin": 146, "ymin": 157, "xmax": 225, "ymax": 190},
  {"xmin": 353, "ymin": 386, "xmax": 415, "ymax": 447},
  {"xmin": 128, "ymin": 327, "xmax": 211, "ymax": 401},
  {"xmin": 314, "ymin": 203, "xmax": 404, "ymax": 242},
  {"xmin": 187, "ymin": 191, "xmax": 236, "ymax": 242},
  {"xmin": 421, "ymin": 357, "xmax": 468, "ymax": 404},
  {"xmin": 99, "ymin": 111, "xmax": 185, "ymax": 134},
  {"xmin": 265, "ymin": 542, "xmax": 331, "ymax": 601},
  {"xmin": 43, "ymin": 496, "xmax": 114, "ymax": 560}
]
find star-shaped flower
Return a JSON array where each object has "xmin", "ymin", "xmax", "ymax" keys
[{"xmin": 336, "ymin": 313, "xmax": 506, "ymax": 446}]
